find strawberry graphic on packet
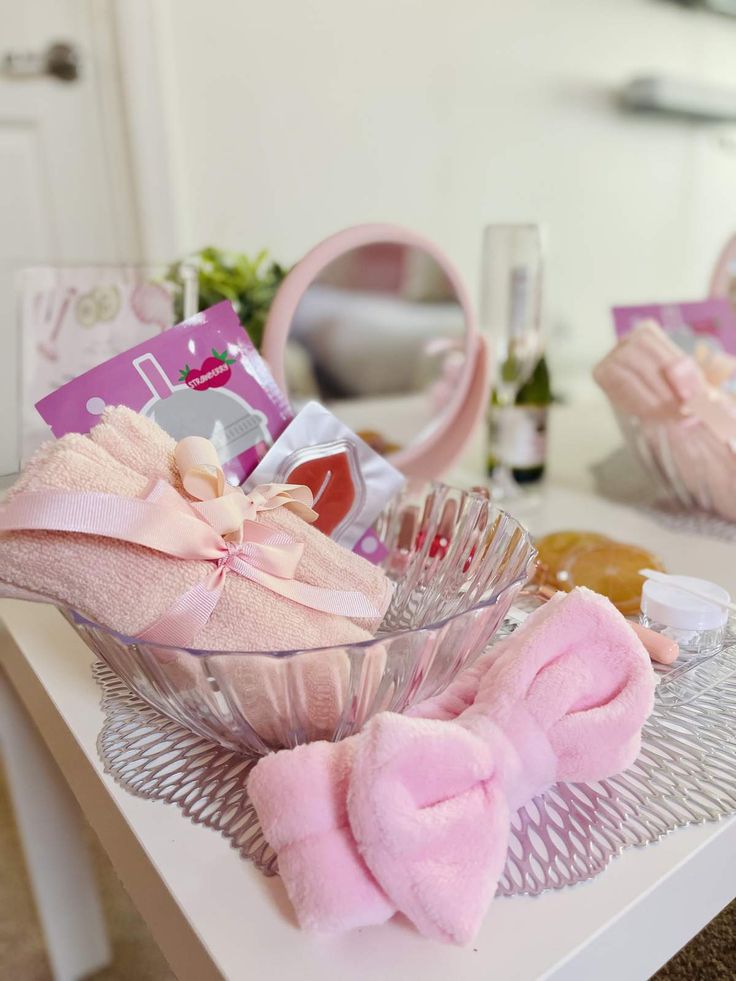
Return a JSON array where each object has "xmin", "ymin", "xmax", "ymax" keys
[{"xmin": 179, "ymin": 348, "xmax": 236, "ymax": 391}]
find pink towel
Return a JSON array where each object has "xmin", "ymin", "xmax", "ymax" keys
[
  {"xmin": 90, "ymin": 407, "xmax": 393, "ymax": 632},
  {"xmin": 593, "ymin": 320, "xmax": 706, "ymax": 420},
  {"xmin": 0, "ymin": 413, "xmax": 397, "ymax": 744},
  {"xmin": 248, "ymin": 588, "xmax": 655, "ymax": 943},
  {"xmin": 594, "ymin": 322, "xmax": 736, "ymax": 522},
  {"xmin": 0, "ymin": 435, "xmax": 386, "ymax": 651}
]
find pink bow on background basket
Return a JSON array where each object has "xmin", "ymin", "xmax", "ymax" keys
[{"xmin": 0, "ymin": 436, "xmax": 381, "ymax": 646}]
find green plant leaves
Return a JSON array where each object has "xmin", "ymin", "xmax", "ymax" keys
[{"xmin": 165, "ymin": 247, "xmax": 289, "ymax": 350}]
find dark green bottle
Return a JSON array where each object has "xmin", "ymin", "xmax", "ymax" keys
[{"xmin": 487, "ymin": 356, "xmax": 552, "ymax": 483}]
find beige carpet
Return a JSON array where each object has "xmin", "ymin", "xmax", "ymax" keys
[
  {"xmin": 0, "ymin": 761, "xmax": 733, "ymax": 980},
  {"xmin": 0, "ymin": 761, "xmax": 174, "ymax": 981}
]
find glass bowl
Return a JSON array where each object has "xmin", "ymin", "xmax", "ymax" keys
[
  {"xmin": 616, "ymin": 412, "xmax": 733, "ymax": 519},
  {"xmin": 66, "ymin": 481, "xmax": 535, "ymax": 754}
]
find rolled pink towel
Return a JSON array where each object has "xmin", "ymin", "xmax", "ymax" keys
[
  {"xmin": 90, "ymin": 407, "xmax": 393, "ymax": 633},
  {"xmin": 248, "ymin": 588, "xmax": 655, "ymax": 944},
  {"xmin": 594, "ymin": 322, "xmax": 736, "ymax": 522},
  {"xmin": 593, "ymin": 320, "xmax": 707, "ymax": 420},
  {"xmin": 0, "ymin": 434, "xmax": 384, "ymax": 651},
  {"xmin": 0, "ymin": 415, "xmax": 397, "ymax": 745},
  {"xmin": 89, "ymin": 404, "xmax": 180, "ymax": 485}
]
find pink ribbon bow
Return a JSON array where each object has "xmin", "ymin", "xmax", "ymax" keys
[
  {"xmin": 173, "ymin": 436, "xmax": 319, "ymax": 543},
  {"xmin": 0, "ymin": 436, "xmax": 381, "ymax": 646},
  {"xmin": 248, "ymin": 588, "xmax": 655, "ymax": 944},
  {"xmin": 662, "ymin": 358, "xmax": 736, "ymax": 446}
]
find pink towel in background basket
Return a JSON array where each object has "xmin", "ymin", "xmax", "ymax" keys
[
  {"xmin": 594, "ymin": 320, "xmax": 708, "ymax": 419},
  {"xmin": 594, "ymin": 321, "xmax": 736, "ymax": 521}
]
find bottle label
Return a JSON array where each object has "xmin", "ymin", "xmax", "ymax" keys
[{"xmin": 495, "ymin": 406, "xmax": 547, "ymax": 468}]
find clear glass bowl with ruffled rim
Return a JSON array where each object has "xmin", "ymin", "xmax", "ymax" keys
[{"xmin": 56, "ymin": 481, "xmax": 535, "ymax": 755}]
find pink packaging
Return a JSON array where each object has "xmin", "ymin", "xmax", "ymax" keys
[
  {"xmin": 35, "ymin": 302, "xmax": 292, "ymax": 485},
  {"xmin": 612, "ymin": 299, "xmax": 736, "ymax": 355},
  {"xmin": 245, "ymin": 401, "xmax": 405, "ymax": 553}
]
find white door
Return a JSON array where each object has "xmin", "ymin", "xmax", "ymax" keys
[{"xmin": 0, "ymin": 0, "xmax": 140, "ymax": 473}]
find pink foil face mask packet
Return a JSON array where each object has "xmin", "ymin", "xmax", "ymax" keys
[
  {"xmin": 245, "ymin": 401, "xmax": 405, "ymax": 551},
  {"xmin": 35, "ymin": 302, "xmax": 292, "ymax": 485}
]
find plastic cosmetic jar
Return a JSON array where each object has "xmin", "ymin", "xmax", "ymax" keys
[{"xmin": 640, "ymin": 575, "xmax": 729, "ymax": 657}]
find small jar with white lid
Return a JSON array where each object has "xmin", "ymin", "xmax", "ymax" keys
[{"xmin": 640, "ymin": 575, "xmax": 729, "ymax": 657}]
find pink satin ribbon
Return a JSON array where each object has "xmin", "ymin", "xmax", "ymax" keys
[
  {"xmin": 663, "ymin": 358, "xmax": 736, "ymax": 446},
  {"xmin": 174, "ymin": 436, "xmax": 318, "ymax": 542},
  {"xmin": 0, "ymin": 437, "xmax": 381, "ymax": 645}
]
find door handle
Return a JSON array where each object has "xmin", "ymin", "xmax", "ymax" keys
[{"xmin": 2, "ymin": 41, "xmax": 80, "ymax": 83}]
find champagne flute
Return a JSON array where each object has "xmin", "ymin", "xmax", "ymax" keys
[{"xmin": 479, "ymin": 224, "xmax": 544, "ymax": 498}]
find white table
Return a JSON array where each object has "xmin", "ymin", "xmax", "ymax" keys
[{"xmin": 3, "ymin": 409, "xmax": 736, "ymax": 980}]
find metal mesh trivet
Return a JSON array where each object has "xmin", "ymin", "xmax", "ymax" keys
[
  {"xmin": 94, "ymin": 648, "xmax": 736, "ymax": 897},
  {"xmin": 591, "ymin": 447, "xmax": 736, "ymax": 542}
]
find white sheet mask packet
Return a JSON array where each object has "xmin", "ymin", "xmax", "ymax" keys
[{"xmin": 244, "ymin": 401, "xmax": 405, "ymax": 549}]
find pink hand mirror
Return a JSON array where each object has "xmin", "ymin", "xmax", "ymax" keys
[{"xmin": 261, "ymin": 224, "xmax": 488, "ymax": 478}]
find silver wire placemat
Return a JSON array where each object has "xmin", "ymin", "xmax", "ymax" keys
[
  {"xmin": 94, "ymin": 629, "xmax": 736, "ymax": 898},
  {"xmin": 591, "ymin": 446, "xmax": 736, "ymax": 542}
]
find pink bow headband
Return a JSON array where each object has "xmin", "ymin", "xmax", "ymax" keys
[
  {"xmin": 248, "ymin": 588, "xmax": 655, "ymax": 944},
  {"xmin": 0, "ymin": 436, "xmax": 381, "ymax": 646}
]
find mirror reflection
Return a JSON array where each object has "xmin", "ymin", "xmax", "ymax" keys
[{"xmin": 284, "ymin": 243, "xmax": 466, "ymax": 454}]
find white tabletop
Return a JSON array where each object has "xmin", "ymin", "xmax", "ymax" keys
[{"xmin": 2, "ymin": 404, "xmax": 736, "ymax": 980}]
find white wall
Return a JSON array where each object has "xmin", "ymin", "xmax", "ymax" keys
[{"xmin": 151, "ymin": 0, "xmax": 736, "ymax": 393}]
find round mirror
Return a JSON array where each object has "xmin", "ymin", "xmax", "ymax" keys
[{"xmin": 262, "ymin": 224, "xmax": 488, "ymax": 478}]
